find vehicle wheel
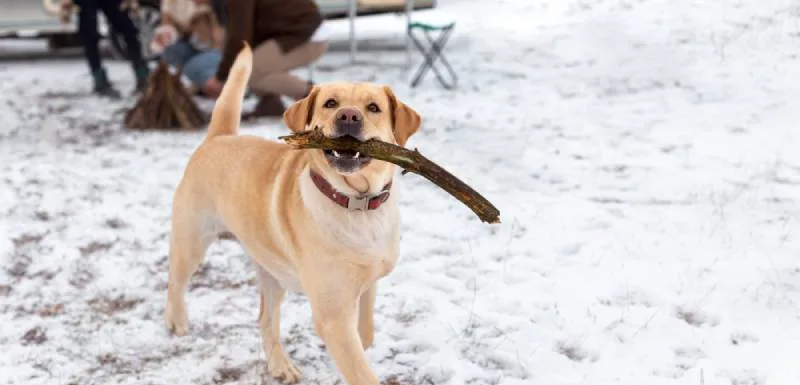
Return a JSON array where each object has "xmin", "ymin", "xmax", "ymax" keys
[{"xmin": 108, "ymin": 0, "xmax": 161, "ymax": 62}]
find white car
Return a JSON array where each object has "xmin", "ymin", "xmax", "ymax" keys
[
  {"xmin": 0, "ymin": 0, "xmax": 162, "ymax": 61},
  {"xmin": 0, "ymin": 0, "xmax": 437, "ymax": 62}
]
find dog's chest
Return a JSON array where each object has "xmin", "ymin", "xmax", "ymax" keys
[
  {"xmin": 301, "ymin": 176, "xmax": 400, "ymax": 251},
  {"xmin": 313, "ymin": 213, "xmax": 400, "ymax": 280},
  {"xmin": 323, "ymin": 214, "xmax": 398, "ymax": 261},
  {"xmin": 332, "ymin": 225, "xmax": 392, "ymax": 252}
]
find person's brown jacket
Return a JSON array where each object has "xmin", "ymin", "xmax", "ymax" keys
[{"xmin": 215, "ymin": 0, "xmax": 323, "ymax": 81}]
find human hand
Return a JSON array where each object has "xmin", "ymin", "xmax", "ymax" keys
[
  {"xmin": 150, "ymin": 25, "xmax": 178, "ymax": 53},
  {"xmin": 155, "ymin": 25, "xmax": 178, "ymax": 46},
  {"xmin": 58, "ymin": 0, "xmax": 75, "ymax": 23}
]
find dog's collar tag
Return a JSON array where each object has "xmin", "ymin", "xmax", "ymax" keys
[{"xmin": 309, "ymin": 170, "xmax": 392, "ymax": 211}]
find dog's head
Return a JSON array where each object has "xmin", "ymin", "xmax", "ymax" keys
[{"xmin": 283, "ymin": 82, "xmax": 421, "ymax": 179}]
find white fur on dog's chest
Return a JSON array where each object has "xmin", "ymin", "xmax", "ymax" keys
[
  {"xmin": 300, "ymin": 171, "xmax": 401, "ymax": 253},
  {"xmin": 327, "ymin": 218, "xmax": 396, "ymax": 253},
  {"xmin": 316, "ymin": 222, "xmax": 399, "ymax": 278}
]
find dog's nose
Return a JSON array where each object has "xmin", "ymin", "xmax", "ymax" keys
[
  {"xmin": 334, "ymin": 107, "xmax": 364, "ymax": 138},
  {"xmin": 337, "ymin": 108, "xmax": 362, "ymax": 124}
]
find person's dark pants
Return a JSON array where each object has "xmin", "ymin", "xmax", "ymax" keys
[{"xmin": 74, "ymin": 0, "xmax": 145, "ymax": 72}]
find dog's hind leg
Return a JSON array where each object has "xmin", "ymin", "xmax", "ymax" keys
[
  {"xmin": 164, "ymin": 194, "xmax": 215, "ymax": 336},
  {"xmin": 256, "ymin": 266, "xmax": 302, "ymax": 383}
]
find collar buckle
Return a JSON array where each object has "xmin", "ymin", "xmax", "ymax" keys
[{"xmin": 347, "ymin": 195, "xmax": 371, "ymax": 211}]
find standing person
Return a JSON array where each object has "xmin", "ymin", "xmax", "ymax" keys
[
  {"xmin": 203, "ymin": 0, "xmax": 329, "ymax": 119},
  {"xmin": 69, "ymin": 0, "xmax": 152, "ymax": 98}
]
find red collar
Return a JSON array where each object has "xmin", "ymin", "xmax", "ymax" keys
[{"xmin": 309, "ymin": 170, "xmax": 392, "ymax": 211}]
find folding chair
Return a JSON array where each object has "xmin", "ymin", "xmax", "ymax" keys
[{"xmin": 407, "ymin": 20, "xmax": 458, "ymax": 89}]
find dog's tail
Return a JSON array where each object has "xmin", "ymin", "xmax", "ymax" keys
[{"xmin": 206, "ymin": 43, "xmax": 252, "ymax": 140}]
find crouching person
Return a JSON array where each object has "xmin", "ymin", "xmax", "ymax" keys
[
  {"xmin": 209, "ymin": 0, "xmax": 330, "ymax": 119},
  {"xmin": 150, "ymin": 0, "xmax": 226, "ymax": 97}
]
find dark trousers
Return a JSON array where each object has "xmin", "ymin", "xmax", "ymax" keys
[{"xmin": 74, "ymin": 0, "xmax": 144, "ymax": 72}]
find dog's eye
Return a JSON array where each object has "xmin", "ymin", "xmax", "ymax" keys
[
  {"xmin": 323, "ymin": 99, "xmax": 338, "ymax": 108},
  {"xmin": 367, "ymin": 103, "xmax": 381, "ymax": 113}
]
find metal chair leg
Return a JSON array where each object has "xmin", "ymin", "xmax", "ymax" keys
[
  {"xmin": 348, "ymin": 0, "xmax": 357, "ymax": 64},
  {"xmin": 409, "ymin": 26, "xmax": 457, "ymax": 89},
  {"xmin": 422, "ymin": 28, "xmax": 457, "ymax": 89}
]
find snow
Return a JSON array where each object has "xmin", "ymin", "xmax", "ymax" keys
[{"xmin": 2, "ymin": 0, "xmax": 800, "ymax": 384}]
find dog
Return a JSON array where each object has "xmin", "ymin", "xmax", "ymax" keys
[{"xmin": 164, "ymin": 44, "xmax": 421, "ymax": 385}]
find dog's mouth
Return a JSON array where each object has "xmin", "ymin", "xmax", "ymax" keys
[{"xmin": 323, "ymin": 148, "xmax": 372, "ymax": 173}]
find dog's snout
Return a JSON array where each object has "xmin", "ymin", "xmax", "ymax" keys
[
  {"xmin": 333, "ymin": 107, "xmax": 364, "ymax": 138},
  {"xmin": 336, "ymin": 108, "xmax": 362, "ymax": 124}
]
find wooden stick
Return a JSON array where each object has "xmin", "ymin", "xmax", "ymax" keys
[
  {"xmin": 124, "ymin": 61, "xmax": 207, "ymax": 131},
  {"xmin": 279, "ymin": 129, "xmax": 501, "ymax": 224}
]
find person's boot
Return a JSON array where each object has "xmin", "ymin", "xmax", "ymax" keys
[
  {"xmin": 242, "ymin": 93, "xmax": 286, "ymax": 120},
  {"xmin": 132, "ymin": 61, "xmax": 151, "ymax": 94},
  {"xmin": 91, "ymin": 68, "xmax": 122, "ymax": 99}
]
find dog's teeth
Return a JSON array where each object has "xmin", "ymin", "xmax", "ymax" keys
[
  {"xmin": 332, "ymin": 150, "xmax": 341, "ymax": 158},
  {"xmin": 354, "ymin": 152, "xmax": 360, "ymax": 159}
]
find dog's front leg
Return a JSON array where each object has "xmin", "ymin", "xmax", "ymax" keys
[
  {"xmin": 310, "ymin": 288, "xmax": 380, "ymax": 385},
  {"xmin": 358, "ymin": 283, "xmax": 376, "ymax": 350}
]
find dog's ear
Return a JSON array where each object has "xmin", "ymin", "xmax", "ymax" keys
[
  {"xmin": 283, "ymin": 86, "xmax": 320, "ymax": 132},
  {"xmin": 383, "ymin": 86, "xmax": 421, "ymax": 146}
]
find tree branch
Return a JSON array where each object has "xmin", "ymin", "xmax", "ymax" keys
[
  {"xmin": 279, "ymin": 129, "xmax": 501, "ymax": 224},
  {"xmin": 124, "ymin": 61, "xmax": 207, "ymax": 131}
]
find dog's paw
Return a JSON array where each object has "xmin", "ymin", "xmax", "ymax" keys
[
  {"xmin": 268, "ymin": 354, "xmax": 303, "ymax": 384},
  {"xmin": 164, "ymin": 302, "xmax": 189, "ymax": 336}
]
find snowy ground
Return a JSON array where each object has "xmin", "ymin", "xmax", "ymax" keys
[{"xmin": 2, "ymin": 0, "xmax": 800, "ymax": 384}]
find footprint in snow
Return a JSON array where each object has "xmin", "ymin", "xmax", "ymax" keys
[
  {"xmin": 674, "ymin": 306, "xmax": 720, "ymax": 328},
  {"xmin": 555, "ymin": 340, "xmax": 598, "ymax": 363}
]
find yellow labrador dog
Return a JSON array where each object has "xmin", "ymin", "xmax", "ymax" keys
[{"xmin": 164, "ymin": 44, "xmax": 421, "ymax": 385}]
